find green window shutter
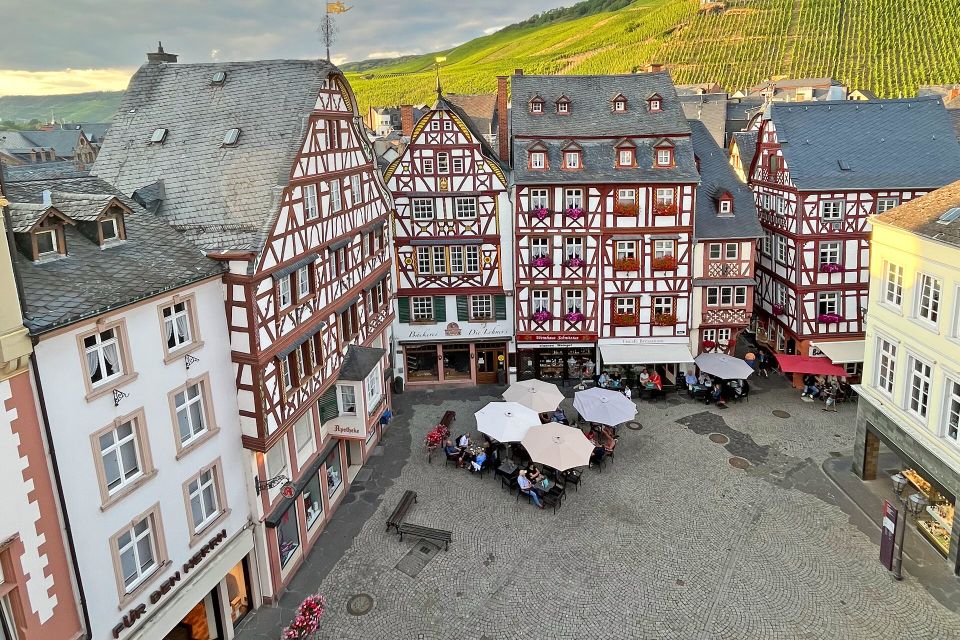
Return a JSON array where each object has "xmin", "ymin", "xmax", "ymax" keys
[
  {"xmin": 457, "ymin": 296, "xmax": 469, "ymax": 321},
  {"xmin": 494, "ymin": 294, "xmax": 507, "ymax": 320},
  {"xmin": 397, "ymin": 296, "xmax": 410, "ymax": 323},
  {"xmin": 318, "ymin": 385, "xmax": 339, "ymax": 422},
  {"xmin": 434, "ymin": 296, "xmax": 447, "ymax": 322}
]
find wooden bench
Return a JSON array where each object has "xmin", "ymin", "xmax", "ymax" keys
[
  {"xmin": 385, "ymin": 490, "xmax": 417, "ymax": 534},
  {"xmin": 440, "ymin": 410, "xmax": 456, "ymax": 428},
  {"xmin": 397, "ymin": 523, "xmax": 452, "ymax": 550}
]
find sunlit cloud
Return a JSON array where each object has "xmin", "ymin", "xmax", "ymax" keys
[
  {"xmin": 366, "ymin": 50, "xmax": 420, "ymax": 59},
  {"xmin": 0, "ymin": 68, "xmax": 135, "ymax": 96}
]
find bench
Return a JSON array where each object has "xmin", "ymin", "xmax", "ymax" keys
[
  {"xmin": 397, "ymin": 523, "xmax": 453, "ymax": 550},
  {"xmin": 385, "ymin": 490, "xmax": 417, "ymax": 534},
  {"xmin": 440, "ymin": 410, "xmax": 456, "ymax": 429}
]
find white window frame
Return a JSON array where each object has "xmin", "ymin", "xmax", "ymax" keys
[
  {"xmin": 452, "ymin": 157, "xmax": 464, "ymax": 173},
  {"xmin": 116, "ymin": 514, "xmax": 159, "ymax": 593},
  {"xmin": 565, "ymin": 290, "xmax": 583, "ymax": 314},
  {"xmin": 615, "ymin": 297, "xmax": 635, "ymax": 314},
  {"xmin": 655, "ymin": 188, "xmax": 674, "ymax": 205},
  {"xmin": 719, "ymin": 199, "xmax": 732, "ymax": 214},
  {"xmin": 162, "ymin": 301, "xmax": 193, "ymax": 352},
  {"xmin": 416, "ymin": 246, "xmax": 432, "ymax": 273},
  {"xmin": 706, "ymin": 287, "xmax": 720, "ymax": 307},
  {"xmin": 471, "ymin": 294, "xmax": 493, "ymax": 320},
  {"xmin": 532, "ymin": 290, "xmax": 550, "ymax": 313},
  {"xmin": 775, "ymin": 235, "xmax": 787, "ymax": 263},
  {"xmin": 411, "ymin": 296, "xmax": 434, "ymax": 322},
  {"xmin": 280, "ymin": 357, "xmax": 292, "ymax": 392},
  {"xmin": 617, "ymin": 188, "xmax": 636, "ymax": 206},
  {"xmin": 819, "ymin": 241, "xmax": 842, "ymax": 266},
  {"xmin": 412, "ymin": 198, "xmax": 434, "ymax": 220},
  {"xmin": 437, "ymin": 152, "xmax": 449, "ymax": 173},
  {"xmin": 530, "ymin": 152, "xmax": 545, "ymax": 169},
  {"xmin": 916, "ymin": 273, "xmax": 942, "ymax": 325},
  {"xmin": 432, "ymin": 246, "xmax": 446, "ymax": 274},
  {"xmin": 708, "ymin": 243, "xmax": 721, "ymax": 260},
  {"xmin": 454, "ymin": 197, "xmax": 477, "ymax": 219},
  {"xmin": 820, "ymin": 199, "xmax": 844, "ymax": 221},
  {"xmin": 304, "ymin": 184, "xmax": 319, "ymax": 220},
  {"xmin": 564, "ymin": 152, "xmax": 580, "ymax": 169},
  {"xmin": 653, "ymin": 296, "xmax": 673, "ymax": 315},
  {"xmin": 876, "ymin": 338, "xmax": 897, "ymax": 396},
  {"xmin": 877, "ymin": 197, "xmax": 899, "ymax": 213},
  {"xmin": 84, "ymin": 327, "xmax": 124, "ymax": 387},
  {"xmin": 618, "ymin": 149, "xmax": 633, "ymax": 166},
  {"xmin": 449, "ymin": 246, "xmax": 464, "ymax": 274},
  {"xmin": 944, "ymin": 379, "xmax": 960, "ymax": 444},
  {"xmin": 653, "ymin": 240, "xmax": 674, "ymax": 259},
  {"xmin": 187, "ymin": 467, "xmax": 221, "ymax": 533},
  {"xmin": 615, "ymin": 240, "xmax": 636, "ymax": 260},
  {"xmin": 530, "ymin": 237, "xmax": 549, "ymax": 260},
  {"xmin": 365, "ymin": 364, "xmax": 383, "ymax": 414},
  {"xmin": 423, "ymin": 158, "xmax": 434, "ymax": 173},
  {"xmin": 817, "ymin": 292, "xmax": 840, "ymax": 316},
  {"xmin": 36, "ymin": 229, "xmax": 58, "ymax": 256},
  {"xmin": 278, "ymin": 275, "xmax": 292, "ymax": 309},
  {"xmin": 175, "ymin": 382, "xmax": 208, "ymax": 446},
  {"xmin": 557, "ymin": 101, "xmax": 569, "ymax": 114},
  {"xmin": 564, "ymin": 237, "xmax": 583, "ymax": 260},
  {"xmin": 296, "ymin": 265, "xmax": 311, "ymax": 299},
  {"xmin": 884, "ymin": 261, "xmax": 903, "ymax": 308},
  {"xmin": 724, "ymin": 243, "xmax": 738, "ymax": 260},
  {"xmin": 530, "ymin": 189, "xmax": 548, "ymax": 209},
  {"xmin": 337, "ymin": 384, "xmax": 357, "ymax": 415},
  {"xmin": 99, "ymin": 420, "xmax": 143, "ymax": 495},
  {"xmin": 531, "ymin": 101, "xmax": 543, "ymax": 114},
  {"xmin": 614, "ymin": 99, "xmax": 626, "ymax": 112},
  {"xmin": 656, "ymin": 148, "xmax": 672, "ymax": 166},
  {"xmin": 465, "ymin": 246, "xmax": 480, "ymax": 273},
  {"xmin": 734, "ymin": 286, "xmax": 747, "ymax": 306},
  {"xmin": 350, "ymin": 174, "xmax": 361, "ymax": 200},
  {"xmin": 330, "ymin": 179, "xmax": 342, "ymax": 212},
  {"xmin": 906, "ymin": 355, "xmax": 932, "ymax": 419}
]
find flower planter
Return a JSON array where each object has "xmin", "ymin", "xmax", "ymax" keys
[
  {"xmin": 565, "ymin": 311, "xmax": 584, "ymax": 323},
  {"xmin": 565, "ymin": 207, "xmax": 584, "ymax": 220},
  {"xmin": 531, "ymin": 207, "xmax": 550, "ymax": 220},
  {"xmin": 282, "ymin": 594, "xmax": 325, "ymax": 639},
  {"xmin": 613, "ymin": 313, "xmax": 638, "ymax": 327},
  {"xmin": 653, "ymin": 202, "xmax": 678, "ymax": 216},
  {"xmin": 531, "ymin": 256, "xmax": 553, "ymax": 268},
  {"xmin": 817, "ymin": 313, "xmax": 842, "ymax": 324},
  {"xmin": 651, "ymin": 255, "xmax": 678, "ymax": 271},
  {"xmin": 532, "ymin": 311, "xmax": 553, "ymax": 323},
  {"xmin": 564, "ymin": 257, "xmax": 584, "ymax": 269},
  {"xmin": 613, "ymin": 258, "xmax": 640, "ymax": 271},
  {"xmin": 652, "ymin": 313, "xmax": 677, "ymax": 327},
  {"xmin": 772, "ymin": 303, "xmax": 785, "ymax": 316},
  {"xmin": 819, "ymin": 263, "xmax": 842, "ymax": 274},
  {"xmin": 613, "ymin": 204, "xmax": 638, "ymax": 217},
  {"xmin": 702, "ymin": 340, "xmax": 717, "ymax": 349}
]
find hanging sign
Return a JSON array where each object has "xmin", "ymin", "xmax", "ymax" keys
[{"xmin": 880, "ymin": 499, "xmax": 897, "ymax": 571}]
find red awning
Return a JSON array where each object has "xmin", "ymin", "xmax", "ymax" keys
[{"xmin": 776, "ymin": 354, "xmax": 847, "ymax": 377}]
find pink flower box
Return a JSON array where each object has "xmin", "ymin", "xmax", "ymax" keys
[
  {"xmin": 820, "ymin": 263, "xmax": 842, "ymax": 274},
  {"xmin": 532, "ymin": 256, "xmax": 552, "ymax": 268},
  {"xmin": 772, "ymin": 303, "xmax": 785, "ymax": 316},
  {"xmin": 818, "ymin": 313, "xmax": 842, "ymax": 324},
  {"xmin": 566, "ymin": 207, "xmax": 584, "ymax": 220},
  {"xmin": 565, "ymin": 311, "xmax": 585, "ymax": 323},
  {"xmin": 531, "ymin": 206, "xmax": 549, "ymax": 220},
  {"xmin": 564, "ymin": 257, "xmax": 584, "ymax": 268},
  {"xmin": 532, "ymin": 310, "xmax": 553, "ymax": 322}
]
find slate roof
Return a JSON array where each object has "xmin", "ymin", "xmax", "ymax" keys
[
  {"xmin": 874, "ymin": 180, "xmax": 960, "ymax": 248},
  {"xmin": 731, "ymin": 130, "xmax": 758, "ymax": 178},
  {"xmin": 443, "ymin": 93, "xmax": 497, "ymax": 136},
  {"xmin": 511, "ymin": 73, "xmax": 696, "ymax": 185},
  {"xmin": 433, "ymin": 95, "xmax": 505, "ymax": 167},
  {"xmin": 20, "ymin": 129, "xmax": 84, "ymax": 157},
  {"xmin": 3, "ymin": 161, "xmax": 89, "ymax": 181},
  {"xmin": 92, "ymin": 59, "xmax": 339, "ymax": 253},
  {"xmin": 950, "ymin": 110, "xmax": 960, "ymax": 139},
  {"xmin": 769, "ymin": 97, "xmax": 960, "ymax": 190},
  {"xmin": 66, "ymin": 123, "xmax": 111, "ymax": 143},
  {"xmin": 679, "ymin": 93, "xmax": 727, "ymax": 147},
  {"xmin": 0, "ymin": 130, "xmax": 41, "ymax": 151},
  {"xmin": 689, "ymin": 120, "xmax": 762, "ymax": 240},
  {"xmin": 725, "ymin": 97, "xmax": 764, "ymax": 135},
  {"xmin": 338, "ymin": 345, "xmax": 386, "ymax": 381},
  {"xmin": 6, "ymin": 203, "xmax": 61, "ymax": 232},
  {"xmin": 4, "ymin": 174, "xmax": 222, "ymax": 334}
]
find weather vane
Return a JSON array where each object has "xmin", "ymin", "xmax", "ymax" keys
[{"xmin": 321, "ymin": 1, "xmax": 352, "ymax": 62}]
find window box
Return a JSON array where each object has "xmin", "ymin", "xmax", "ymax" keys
[
  {"xmin": 653, "ymin": 202, "xmax": 677, "ymax": 216},
  {"xmin": 531, "ymin": 206, "xmax": 550, "ymax": 220},
  {"xmin": 652, "ymin": 313, "xmax": 677, "ymax": 327},
  {"xmin": 614, "ymin": 257, "xmax": 640, "ymax": 271},
  {"xmin": 565, "ymin": 311, "xmax": 584, "ymax": 323},
  {"xmin": 772, "ymin": 303, "xmax": 785, "ymax": 316},
  {"xmin": 564, "ymin": 257, "xmax": 584, "ymax": 269},
  {"xmin": 817, "ymin": 313, "xmax": 842, "ymax": 324},
  {"xmin": 565, "ymin": 207, "xmax": 584, "ymax": 220},
  {"xmin": 531, "ymin": 256, "xmax": 553, "ymax": 268},
  {"xmin": 651, "ymin": 255, "xmax": 677, "ymax": 271},
  {"xmin": 702, "ymin": 339, "xmax": 717, "ymax": 349},
  {"xmin": 819, "ymin": 262, "xmax": 842, "ymax": 274},
  {"xmin": 532, "ymin": 310, "xmax": 553, "ymax": 322},
  {"xmin": 613, "ymin": 313, "xmax": 637, "ymax": 327},
  {"xmin": 613, "ymin": 203, "xmax": 637, "ymax": 217}
]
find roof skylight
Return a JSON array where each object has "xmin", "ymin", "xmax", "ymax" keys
[
  {"xmin": 936, "ymin": 207, "xmax": 960, "ymax": 225},
  {"xmin": 150, "ymin": 128, "xmax": 168, "ymax": 144},
  {"xmin": 222, "ymin": 128, "xmax": 241, "ymax": 146}
]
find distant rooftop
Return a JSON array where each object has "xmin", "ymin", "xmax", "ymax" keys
[{"xmin": 874, "ymin": 180, "xmax": 960, "ymax": 249}]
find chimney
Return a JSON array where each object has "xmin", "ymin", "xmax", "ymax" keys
[
  {"xmin": 514, "ymin": 68, "xmax": 524, "ymax": 76},
  {"xmin": 497, "ymin": 76, "xmax": 509, "ymax": 163},
  {"xmin": 147, "ymin": 41, "xmax": 178, "ymax": 64},
  {"xmin": 42, "ymin": 190, "xmax": 52, "ymax": 206},
  {"xmin": 647, "ymin": 63, "xmax": 664, "ymax": 73},
  {"xmin": 400, "ymin": 105, "xmax": 415, "ymax": 138}
]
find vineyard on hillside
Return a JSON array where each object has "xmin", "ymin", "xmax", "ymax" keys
[{"xmin": 347, "ymin": 0, "xmax": 960, "ymax": 114}]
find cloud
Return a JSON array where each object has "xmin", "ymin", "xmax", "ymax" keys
[
  {"xmin": 0, "ymin": 68, "xmax": 135, "ymax": 96},
  {"xmin": 483, "ymin": 25, "xmax": 506, "ymax": 35},
  {"xmin": 366, "ymin": 50, "xmax": 420, "ymax": 60}
]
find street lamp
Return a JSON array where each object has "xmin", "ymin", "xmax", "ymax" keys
[{"xmin": 890, "ymin": 472, "xmax": 930, "ymax": 581}]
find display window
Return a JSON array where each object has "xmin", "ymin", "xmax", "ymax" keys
[
  {"xmin": 443, "ymin": 344, "xmax": 471, "ymax": 380},
  {"xmin": 302, "ymin": 472, "xmax": 325, "ymax": 530},
  {"xmin": 225, "ymin": 561, "xmax": 251, "ymax": 625},
  {"xmin": 326, "ymin": 447, "xmax": 343, "ymax": 498},
  {"xmin": 902, "ymin": 468, "xmax": 955, "ymax": 557},
  {"xmin": 276, "ymin": 503, "xmax": 300, "ymax": 568},
  {"xmin": 405, "ymin": 345, "xmax": 439, "ymax": 381}
]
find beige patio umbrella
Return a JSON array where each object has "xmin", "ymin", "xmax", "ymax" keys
[
  {"xmin": 502, "ymin": 379, "xmax": 565, "ymax": 413},
  {"xmin": 521, "ymin": 422, "xmax": 594, "ymax": 471}
]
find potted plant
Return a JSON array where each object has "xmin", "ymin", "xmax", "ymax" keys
[
  {"xmin": 702, "ymin": 339, "xmax": 717, "ymax": 350},
  {"xmin": 613, "ymin": 257, "xmax": 640, "ymax": 271},
  {"xmin": 652, "ymin": 313, "xmax": 677, "ymax": 326},
  {"xmin": 820, "ymin": 262, "xmax": 842, "ymax": 274},
  {"xmin": 282, "ymin": 593, "xmax": 325, "ymax": 640},
  {"xmin": 564, "ymin": 256, "xmax": 585, "ymax": 269},
  {"xmin": 613, "ymin": 313, "xmax": 637, "ymax": 327},
  {"xmin": 653, "ymin": 202, "xmax": 678, "ymax": 216},
  {"xmin": 565, "ymin": 206, "xmax": 584, "ymax": 220},
  {"xmin": 532, "ymin": 310, "xmax": 553, "ymax": 323},
  {"xmin": 651, "ymin": 255, "xmax": 678, "ymax": 271},
  {"xmin": 613, "ymin": 202, "xmax": 637, "ymax": 217},
  {"xmin": 531, "ymin": 206, "xmax": 549, "ymax": 220},
  {"xmin": 565, "ymin": 310, "xmax": 585, "ymax": 323},
  {"xmin": 772, "ymin": 303, "xmax": 785, "ymax": 315},
  {"xmin": 818, "ymin": 313, "xmax": 842, "ymax": 324},
  {"xmin": 531, "ymin": 255, "xmax": 552, "ymax": 267}
]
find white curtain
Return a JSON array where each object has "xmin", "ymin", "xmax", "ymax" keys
[
  {"xmin": 165, "ymin": 318, "xmax": 175, "ymax": 341},
  {"xmin": 102, "ymin": 343, "xmax": 120, "ymax": 374},
  {"xmin": 86, "ymin": 349, "xmax": 100, "ymax": 380},
  {"xmin": 175, "ymin": 314, "xmax": 189, "ymax": 342}
]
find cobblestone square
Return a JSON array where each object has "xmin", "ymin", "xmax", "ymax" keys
[{"xmin": 236, "ymin": 377, "xmax": 960, "ymax": 640}]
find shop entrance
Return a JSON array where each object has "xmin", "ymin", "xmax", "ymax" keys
[
  {"xmin": 476, "ymin": 342, "xmax": 506, "ymax": 384},
  {"xmin": 164, "ymin": 588, "xmax": 224, "ymax": 640},
  {"xmin": 518, "ymin": 347, "xmax": 595, "ymax": 383}
]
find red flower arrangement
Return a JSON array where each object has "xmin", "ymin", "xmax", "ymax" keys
[
  {"xmin": 613, "ymin": 202, "xmax": 638, "ymax": 217},
  {"xmin": 772, "ymin": 303, "xmax": 785, "ymax": 315},
  {"xmin": 565, "ymin": 207, "xmax": 584, "ymax": 220},
  {"xmin": 702, "ymin": 339, "xmax": 717, "ymax": 349},
  {"xmin": 532, "ymin": 310, "xmax": 553, "ymax": 322},
  {"xmin": 613, "ymin": 257, "xmax": 640, "ymax": 271},
  {"xmin": 565, "ymin": 311, "xmax": 585, "ymax": 323},
  {"xmin": 532, "ymin": 256, "xmax": 552, "ymax": 267},
  {"xmin": 564, "ymin": 257, "xmax": 585, "ymax": 268},
  {"xmin": 652, "ymin": 313, "xmax": 677, "ymax": 326},
  {"xmin": 653, "ymin": 202, "xmax": 678, "ymax": 216},
  {"xmin": 282, "ymin": 594, "xmax": 326, "ymax": 640},
  {"xmin": 613, "ymin": 313, "xmax": 638, "ymax": 327},
  {"xmin": 651, "ymin": 255, "xmax": 678, "ymax": 271}
]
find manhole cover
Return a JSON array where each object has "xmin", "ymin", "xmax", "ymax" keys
[
  {"xmin": 728, "ymin": 457, "xmax": 751, "ymax": 470},
  {"xmin": 626, "ymin": 421, "xmax": 643, "ymax": 431},
  {"xmin": 346, "ymin": 593, "xmax": 374, "ymax": 616},
  {"xmin": 709, "ymin": 433, "xmax": 729, "ymax": 445},
  {"xmin": 675, "ymin": 579, "xmax": 685, "ymax": 587},
  {"xmin": 772, "ymin": 410, "xmax": 791, "ymax": 419}
]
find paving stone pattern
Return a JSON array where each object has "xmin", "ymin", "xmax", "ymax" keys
[{"xmin": 239, "ymin": 377, "xmax": 960, "ymax": 640}]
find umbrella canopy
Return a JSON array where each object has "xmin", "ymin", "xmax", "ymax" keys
[
  {"xmin": 695, "ymin": 353, "xmax": 754, "ymax": 380},
  {"xmin": 502, "ymin": 379, "xmax": 565, "ymax": 413},
  {"xmin": 521, "ymin": 422, "xmax": 595, "ymax": 471},
  {"xmin": 573, "ymin": 387, "xmax": 636, "ymax": 426},
  {"xmin": 474, "ymin": 402, "xmax": 542, "ymax": 442}
]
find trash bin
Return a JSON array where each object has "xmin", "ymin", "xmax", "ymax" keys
[
  {"xmin": 393, "ymin": 376, "xmax": 404, "ymax": 394},
  {"xmin": 496, "ymin": 369, "xmax": 506, "ymax": 385}
]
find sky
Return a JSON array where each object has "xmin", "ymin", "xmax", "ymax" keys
[{"xmin": 0, "ymin": 0, "xmax": 572, "ymax": 95}]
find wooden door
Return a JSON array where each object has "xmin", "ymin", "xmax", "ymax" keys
[{"xmin": 476, "ymin": 346, "xmax": 505, "ymax": 384}]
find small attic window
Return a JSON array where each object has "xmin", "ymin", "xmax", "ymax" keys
[
  {"xmin": 150, "ymin": 128, "xmax": 168, "ymax": 144},
  {"xmin": 614, "ymin": 99, "xmax": 626, "ymax": 112},
  {"xmin": 222, "ymin": 128, "xmax": 241, "ymax": 146},
  {"xmin": 719, "ymin": 194, "xmax": 734, "ymax": 215},
  {"xmin": 36, "ymin": 229, "xmax": 59, "ymax": 256},
  {"xmin": 556, "ymin": 96, "xmax": 571, "ymax": 114},
  {"xmin": 211, "ymin": 71, "xmax": 227, "ymax": 85},
  {"xmin": 838, "ymin": 159, "xmax": 852, "ymax": 171},
  {"xmin": 936, "ymin": 207, "xmax": 960, "ymax": 225},
  {"xmin": 530, "ymin": 96, "xmax": 544, "ymax": 114}
]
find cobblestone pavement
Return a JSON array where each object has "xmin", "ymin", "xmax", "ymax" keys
[{"xmin": 239, "ymin": 375, "xmax": 960, "ymax": 640}]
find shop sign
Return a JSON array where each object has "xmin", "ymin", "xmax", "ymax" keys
[
  {"xmin": 330, "ymin": 421, "xmax": 367, "ymax": 440},
  {"xmin": 880, "ymin": 500, "xmax": 897, "ymax": 571},
  {"xmin": 402, "ymin": 322, "xmax": 511, "ymax": 341},
  {"xmin": 445, "ymin": 322, "xmax": 461, "ymax": 336},
  {"xmin": 112, "ymin": 529, "xmax": 228, "ymax": 638},
  {"xmin": 516, "ymin": 334, "xmax": 597, "ymax": 343}
]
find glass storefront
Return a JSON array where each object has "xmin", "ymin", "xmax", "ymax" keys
[
  {"xmin": 302, "ymin": 472, "xmax": 324, "ymax": 531},
  {"xmin": 405, "ymin": 345, "xmax": 439, "ymax": 381},
  {"xmin": 326, "ymin": 447, "xmax": 343, "ymax": 498},
  {"xmin": 443, "ymin": 344, "xmax": 471, "ymax": 380},
  {"xmin": 164, "ymin": 591, "xmax": 218, "ymax": 640},
  {"xmin": 276, "ymin": 503, "xmax": 300, "ymax": 569},
  {"xmin": 519, "ymin": 347, "xmax": 595, "ymax": 382},
  {"xmin": 225, "ymin": 560, "xmax": 251, "ymax": 626}
]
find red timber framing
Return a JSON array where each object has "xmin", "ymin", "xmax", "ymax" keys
[
  {"xmin": 749, "ymin": 118, "xmax": 924, "ymax": 356},
  {"xmin": 695, "ymin": 238, "xmax": 757, "ymax": 354}
]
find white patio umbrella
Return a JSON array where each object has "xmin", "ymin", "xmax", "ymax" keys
[
  {"xmin": 502, "ymin": 379, "xmax": 565, "ymax": 413},
  {"xmin": 521, "ymin": 422, "xmax": 595, "ymax": 471},
  {"xmin": 474, "ymin": 401, "xmax": 542, "ymax": 443},
  {"xmin": 695, "ymin": 353, "xmax": 754, "ymax": 380},
  {"xmin": 573, "ymin": 387, "xmax": 636, "ymax": 426}
]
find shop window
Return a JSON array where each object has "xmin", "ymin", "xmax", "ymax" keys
[
  {"xmin": 442, "ymin": 344, "xmax": 471, "ymax": 380},
  {"xmin": 365, "ymin": 364, "xmax": 383, "ymax": 414},
  {"xmin": 337, "ymin": 385, "xmax": 357, "ymax": 415},
  {"xmin": 276, "ymin": 503, "xmax": 300, "ymax": 568},
  {"xmin": 326, "ymin": 447, "xmax": 343, "ymax": 497},
  {"xmin": 405, "ymin": 345, "xmax": 439, "ymax": 381},
  {"xmin": 225, "ymin": 562, "xmax": 251, "ymax": 626},
  {"xmin": 303, "ymin": 471, "xmax": 324, "ymax": 530}
]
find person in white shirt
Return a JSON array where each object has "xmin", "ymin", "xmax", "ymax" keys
[
  {"xmin": 622, "ymin": 386, "xmax": 632, "ymax": 399},
  {"xmin": 517, "ymin": 471, "xmax": 544, "ymax": 508}
]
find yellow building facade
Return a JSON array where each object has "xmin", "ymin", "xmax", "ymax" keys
[{"xmin": 854, "ymin": 181, "xmax": 960, "ymax": 574}]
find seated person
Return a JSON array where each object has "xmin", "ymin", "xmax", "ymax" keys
[
  {"xmin": 457, "ymin": 433, "xmax": 471, "ymax": 449},
  {"xmin": 638, "ymin": 368, "xmax": 650, "ymax": 386},
  {"xmin": 597, "ymin": 371, "xmax": 610, "ymax": 387},
  {"xmin": 699, "ymin": 372, "xmax": 713, "ymax": 387},
  {"xmin": 622, "ymin": 385, "xmax": 632, "ymax": 399},
  {"xmin": 684, "ymin": 370, "xmax": 699, "ymax": 390},
  {"xmin": 527, "ymin": 464, "xmax": 545, "ymax": 485},
  {"xmin": 708, "ymin": 383, "xmax": 726, "ymax": 407},
  {"xmin": 801, "ymin": 375, "xmax": 820, "ymax": 399},
  {"xmin": 552, "ymin": 407, "xmax": 569, "ymax": 424},
  {"xmin": 728, "ymin": 379, "xmax": 743, "ymax": 398},
  {"xmin": 470, "ymin": 450, "xmax": 487, "ymax": 472},
  {"xmin": 443, "ymin": 439, "xmax": 462, "ymax": 457},
  {"xmin": 517, "ymin": 471, "xmax": 544, "ymax": 508},
  {"xmin": 600, "ymin": 427, "xmax": 617, "ymax": 453},
  {"xmin": 648, "ymin": 370, "xmax": 662, "ymax": 391}
]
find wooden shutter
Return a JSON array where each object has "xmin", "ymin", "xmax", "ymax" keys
[
  {"xmin": 457, "ymin": 296, "xmax": 469, "ymax": 321},
  {"xmin": 397, "ymin": 296, "xmax": 410, "ymax": 323},
  {"xmin": 318, "ymin": 385, "xmax": 339, "ymax": 422},
  {"xmin": 433, "ymin": 296, "xmax": 446, "ymax": 322},
  {"xmin": 494, "ymin": 295, "xmax": 507, "ymax": 320}
]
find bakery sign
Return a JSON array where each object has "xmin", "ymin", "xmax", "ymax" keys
[{"xmin": 112, "ymin": 529, "xmax": 228, "ymax": 638}]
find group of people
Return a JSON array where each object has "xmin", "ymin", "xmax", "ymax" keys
[
  {"xmin": 801, "ymin": 374, "xmax": 853, "ymax": 411},
  {"xmin": 595, "ymin": 366, "xmax": 662, "ymax": 399},
  {"xmin": 684, "ymin": 371, "xmax": 749, "ymax": 408},
  {"xmin": 443, "ymin": 433, "xmax": 496, "ymax": 472},
  {"xmin": 517, "ymin": 464, "xmax": 550, "ymax": 508},
  {"xmin": 743, "ymin": 349, "xmax": 772, "ymax": 377}
]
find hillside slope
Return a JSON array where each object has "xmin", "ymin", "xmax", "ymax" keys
[
  {"xmin": 0, "ymin": 91, "xmax": 123, "ymax": 124},
  {"xmin": 348, "ymin": 0, "xmax": 960, "ymax": 114}
]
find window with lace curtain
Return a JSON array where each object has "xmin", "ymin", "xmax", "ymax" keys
[
  {"xmin": 83, "ymin": 327, "xmax": 124, "ymax": 387},
  {"xmin": 163, "ymin": 301, "xmax": 193, "ymax": 351}
]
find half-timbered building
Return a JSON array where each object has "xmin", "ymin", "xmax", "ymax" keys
[
  {"xmin": 385, "ymin": 89, "xmax": 513, "ymax": 385},
  {"xmin": 511, "ymin": 71, "xmax": 699, "ymax": 383},
  {"xmin": 749, "ymin": 97, "xmax": 960, "ymax": 377},
  {"xmin": 93, "ymin": 52, "xmax": 394, "ymax": 598},
  {"xmin": 688, "ymin": 120, "xmax": 762, "ymax": 355}
]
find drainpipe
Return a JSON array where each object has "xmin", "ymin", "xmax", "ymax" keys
[{"xmin": 30, "ymin": 354, "xmax": 92, "ymax": 639}]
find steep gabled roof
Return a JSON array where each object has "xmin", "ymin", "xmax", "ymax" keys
[
  {"xmin": 92, "ymin": 59, "xmax": 339, "ymax": 252},
  {"xmin": 431, "ymin": 95, "xmax": 506, "ymax": 168},
  {"xmin": 19, "ymin": 129, "xmax": 85, "ymax": 157},
  {"xmin": 768, "ymin": 97, "xmax": 960, "ymax": 190},
  {"xmin": 874, "ymin": 180, "xmax": 960, "ymax": 248},
  {"xmin": 679, "ymin": 93, "xmax": 728, "ymax": 147},
  {"xmin": 689, "ymin": 120, "xmax": 763, "ymax": 240},
  {"xmin": 442, "ymin": 93, "xmax": 497, "ymax": 135},
  {"xmin": 731, "ymin": 130, "xmax": 758, "ymax": 178}
]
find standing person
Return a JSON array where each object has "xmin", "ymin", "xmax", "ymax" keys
[{"xmin": 757, "ymin": 350, "xmax": 770, "ymax": 377}]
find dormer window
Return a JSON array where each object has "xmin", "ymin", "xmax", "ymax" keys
[
  {"xmin": 564, "ymin": 152, "xmax": 580, "ymax": 169},
  {"xmin": 101, "ymin": 217, "xmax": 119, "ymax": 241},
  {"xmin": 530, "ymin": 152, "xmax": 546, "ymax": 170},
  {"xmin": 719, "ymin": 193, "xmax": 734, "ymax": 215},
  {"xmin": 653, "ymin": 139, "xmax": 675, "ymax": 167},
  {"xmin": 150, "ymin": 128, "xmax": 168, "ymax": 144},
  {"xmin": 556, "ymin": 95, "xmax": 571, "ymax": 115},
  {"xmin": 647, "ymin": 93, "xmax": 663, "ymax": 112},
  {"xmin": 36, "ymin": 229, "xmax": 59, "ymax": 256},
  {"xmin": 529, "ymin": 95, "xmax": 545, "ymax": 115},
  {"xmin": 618, "ymin": 149, "xmax": 634, "ymax": 167},
  {"xmin": 612, "ymin": 94, "xmax": 628, "ymax": 112}
]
